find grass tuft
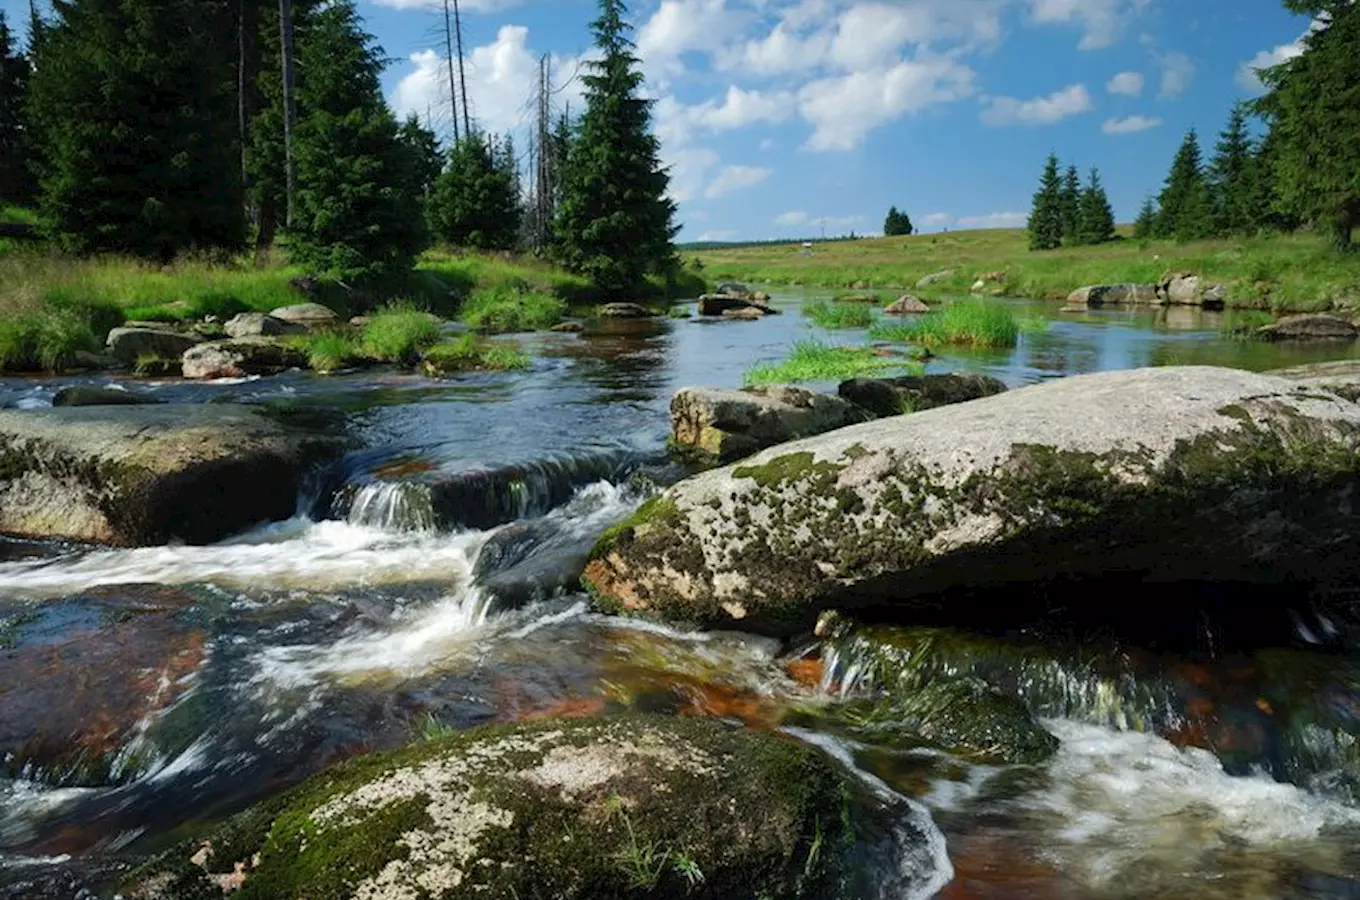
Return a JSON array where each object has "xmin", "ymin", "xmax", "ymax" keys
[
  {"xmin": 359, "ymin": 302, "xmax": 442, "ymax": 365},
  {"xmin": 289, "ymin": 331, "xmax": 360, "ymax": 373},
  {"xmin": 422, "ymin": 333, "xmax": 530, "ymax": 374},
  {"xmin": 869, "ymin": 300, "xmax": 1040, "ymax": 348},
  {"xmin": 802, "ymin": 299, "xmax": 875, "ymax": 329},
  {"xmin": 744, "ymin": 339, "xmax": 920, "ymax": 385},
  {"xmin": 459, "ymin": 286, "xmax": 566, "ymax": 333}
]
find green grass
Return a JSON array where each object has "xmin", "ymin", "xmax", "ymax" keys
[
  {"xmin": 0, "ymin": 304, "xmax": 100, "ymax": 371},
  {"xmin": 744, "ymin": 339, "xmax": 921, "ymax": 386},
  {"xmin": 458, "ymin": 285, "xmax": 566, "ymax": 333},
  {"xmin": 694, "ymin": 228, "xmax": 1360, "ymax": 313},
  {"xmin": 868, "ymin": 300, "xmax": 1041, "ymax": 348},
  {"xmin": 0, "ymin": 205, "xmax": 41, "ymax": 226},
  {"xmin": 422, "ymin": 333, "xmax": 531, "ymax": 374},
  {"xmin": 359, "ymin": 302, "xmax": 442, "ymax": 365},
  {"xmin": 802, "ymin": 299, "xmax": 875, "ymax": 329},
  {"xmin": 290, "ymin": 331, "xmax": 360, "ymax": 374}
]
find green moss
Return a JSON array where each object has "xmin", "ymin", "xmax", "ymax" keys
[
  {"xmin": 590, "ymin": 496, "xmax": 681, "ymax": 560},
  {"xmin": 733, "ymin": 452, "xmax": 844, "ymax": 490}
]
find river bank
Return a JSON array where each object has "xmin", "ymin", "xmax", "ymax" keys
[{"xmin": 692, "ymin": 228, "xmax": 1360, "ymax": 314}]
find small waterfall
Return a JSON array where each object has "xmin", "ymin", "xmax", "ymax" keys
[{"xmin": 346, "ymin": 482, "xmax": 438, "ymax": 532}]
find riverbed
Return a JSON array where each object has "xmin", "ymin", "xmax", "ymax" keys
[{"xmin": 2, "ymin": 295, "xmax": 1359, "ymax": 898}]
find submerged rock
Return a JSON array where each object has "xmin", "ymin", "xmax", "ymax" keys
[
  {"xmin": 670, "ymin": 385, "xmax": 867, "ymax": 464},
  {"xmin": 181, "ymin": 339, "xmax": 308, "ymax": 380},
  {"xmin": 1257, "ymin": 314, "xmax": 1359, "ymax": 343},
  {"xmin": 105, "ymin": 327, "xmax": 201, "ymax": 366},
  {"xmin": 0, "ymin": 404, "xmax": 343, "ymax": 545},
  {"xmin": 51, "ymin": 386, "xmax": 163, "ymax": 408},
  {"xmin": 598, "ymin": 302, "xmax": 653, "ymax": 319},
  {"xmin": 123, "ymin": 716, "xmax": 918, "ymax": 900},
  {"xmin": 838, "ymin": 374, "xmax": 1007, "ymax": 418},
  {"xmin": 697, "ymin": 294, "xmax": 777, "ymax": 316},
  {"xmin": 586, "ymin": 367, "xmax": 1360, "ymax": 636}
]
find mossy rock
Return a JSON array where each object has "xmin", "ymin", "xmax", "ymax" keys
[{"xmin": 123, "ymin": 715, "xmax": 935, "ymax": 900}]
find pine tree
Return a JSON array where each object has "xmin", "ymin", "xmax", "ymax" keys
[
  {"xmin": 286, "ymin": 1, "xmax": 424, "ymax": 277},
  {"xmin": 1256, "ymin": 1, "xmax": 1360, "ymax": 252},
  {"xmin": 1133, "ymin": 195, "xmax": 1158, "ymax": 240},
  {"xmin": 0, "ymin": 10, "xmax": 34, "ymax": 204},
  {"xmin": 883, "ymin": 206, "xmax": 913, "ymax": 236},
  {"xmin": 1076, "ymin": 167, "xmax": 1117, "ymax": 246},
  {"xmin": 397, "ymin": 113, "xmax": 442, "ymax": 202},
  {"xmin": 1027, "ymin": 153, "xmax": 1064, "ymax": 251},
  {"xmin": 427, "ymin": 131, "xmax": 521, "ymax": 251},
  {"xmin": 1156, "ymin": 129, "xmax": 1214, "ymax": 242},
  {"xmin": 1209, "ymin": 103, "xmax": 1259, "ymax": 236},
  {"xmin": 1059, "ymin": 164, "xmax": 1081, "ymax": 243},
  {"xmin": 26, "ymin": 0, "xmax": 244, "ymax": 258},
  {"xmin": 555, "ymin": 0, "xmax": 677, "ymax": 295}
]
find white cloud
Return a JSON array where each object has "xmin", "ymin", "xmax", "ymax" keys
[
  {"xmin": 1236, "ymin": 19, "xmax": 1323, "ymax": 93},
  {"xmin": 735, "ymin": 22, "xmax": 833, "ymax": 76},
  {"xmin": 800, "ymin": 57, "xmax": 977, "ymax": 151},
  {"xmin": 1156, "ymin": 51, "xmax": 1195, "ymax": 99},
  {"xmin": 955, "ymin": 211, "xmax": 1028, "ymax": 229},
  {"xmin": 1029, "ymin": 0, "xmax": 1151, "ymax": 50},
  {"xmin": 1103, "ymin": 114, "xmax": 1162, "ymax": 134},
  {"xmin": 1107, "ymin": 71, "xmax": 1144, "ymax": 96},
  {"xmin": 704, "ymin": 165, "xmax": 772, "ymax": 199},
  {"xmin": 664, "ymin": 147, "xmax": 720, "ymax": 203},
  {"xmin": 980, "ymin": 83, "xmax": 1093, "ymax": 127},
  {"xmin": 775, "ymin": 210, "xmax": 810, "ymax": 226},
  {"xmin": 696, "ymin": 229, "xmax": 739, "ymax": 242},
  {"xmin": 920, "ymin": 212, "xmax": 952, "ymax": 227},
  {"xmin": 637, "ymin": 0, "xmax": 751, "ymax": 78}
]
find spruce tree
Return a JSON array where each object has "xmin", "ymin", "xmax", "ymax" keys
[
  {"xmin": 1209, "ymin": 103, "xmax": 1259, "ymax": 236},
  {"xmin": 1059, "ymin": 164, "xmax": 1081, "ymax": 243},
  {"xmin": 397, "ymin": 113, "xmax": 442, "ymax": 202},
  {"xmin": 1133, "ymin": 195, "xmax": 1158, "ymax": 240},
  {"xmin": 1027, "ymin": 153, "xmax": 1064, "ymax": 251},
  {"xmin": 286, "ymin": 1, "xmax": 424, "ymax": 277},
  {"xmin": 26, "ymin": 0, "xmax": 243, "ymax": 258},
  {"xmin": 555, "ymin": 0, "xmax": 677, "ymax": 295},
  {"xmin": 883, "ymin": 206, "xmax": 913, "ymax": 236},
  {"xmin": 428, "ymin": 131, "xmax": 521, "ymax": 251},
  {"xmin": 1257, "ymin": 1, "xmax": 1360, "ymax": 251},
  {"xmin": 1077, "ymin": 167, "xmax": 1116, "ymax": 246},
  {"xmin": 1156, "ymin": 129, "xmax": 1213, "ymax": 242},
  {"xmin": 0, "ymin": 11, "xmax": 34, "ymax": 204}
]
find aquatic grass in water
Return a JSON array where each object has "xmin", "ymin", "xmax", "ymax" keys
[
  {"xmin": 869, "ymin": 300, "xmax": 1040, "ymax": 348},
  {"xmin": 291, "ymin": 331, "xmax": 360, "ymax": 373},
  {"xmin": 422, "ymin": 334, "xmax": 531, "ymax": 374},
  {"xmin": 360, "ymin": 302, "xmax": 442, "ymax": 365},
  {"xmin": 744, "ymin": 339, "xmax": 919, "ymax": 385},
  {"xmin": 802, "ymin": 299, "xmax": 875, "ymax": 330},
  {"xmin": 459, "ymin": 286, "xmax": 566, "ymax": 334}
]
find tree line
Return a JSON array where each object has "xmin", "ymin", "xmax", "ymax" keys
[
  {"xmin": 0, "ymin": 0, "xmax": 676, "ymax": 296},
  {"xmin": 1026, "ymin": 0, "xmax": 1356, "ymax": 254}
]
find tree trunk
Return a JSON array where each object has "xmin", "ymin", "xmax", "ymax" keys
[{"xmin": 279, "ymin": 0, "xmax": 297, "ymax": 229}]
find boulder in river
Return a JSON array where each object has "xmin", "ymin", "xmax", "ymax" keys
[
  {"xmin": 670, "ymin": 385, "xmax": 868, "ymax": 464},
  {"xmin": 269, "ymin": 302, "xmax": 338, "ymax": 328},
  {"xmin": 1257, "ymin": 314, "xmax": 1359, "ymax": 343},
  {"xmin": 1065, "ymin": 284, "xmax": 1160, "ymax": 308},
  {"xmin": 224, "ymin": 313, "xmax": 305, "ymax": 339},
  {"xmin": 838, "ymin": 374, "xmax": 1007, "ymax": 418},
  {"xmin": 105, "ymin": 327, "xmax": 201, "ymax": 366},
  {"xmin": 121, "ymin": 715, "xmax": 928, "ymax": 900},
  {"xmin": 698, "ymin": 294, "xmax": 762, "ymax": 316},
  {"xmin": 0, "ymin": 404, "xmax": 344, "ymax": 545},
  {"xmin": 884, "ymin": 295, "xmax": 929, "ymax": 315},
  {"xmin": 597, "ymin": 302, "xmax": 654, "ymax": 319},
  {"xmin": 181, "ymin": 339, "xmax": 308, "ymax": 380},
  {"xmin": 722, "ymin": 306, "xmax": 766, "ymax": 320},
  {"xmin": 51, "ymin": 386, "xmax": 163, "ymax": 408},
  {"xmin": 1159, "ymin": 273, "xmax": 1227, "ymax": 309},
  {"xmin": 587, "ymin": 367, "xmax": 1360, "ymax": 636}
]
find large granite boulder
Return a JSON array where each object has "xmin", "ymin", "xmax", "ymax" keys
[
  {"xmin": 224, "ymin": 313, "xmax": 305, "ymax": 339},
  {"xmin": 121, "ymin": 716, "xmax": 944, "ymax": 900},
  {"xmin": 586, "ymin": 367, "xmax": 1360, "ymax": 636},
  {"xmin": 269, "ymin": 303, "xmax": 339, "ymax": 328},
  {"xmin": 0, "ymin": 404, "xmax": 344, "ymax": 545},
  {"xmin": 838, "ymin": 374, "xmax": 1007, "ymax": 418},
  {"xmin": 1065, "ymin": 284, "xmax": 1160, "ymax": 308},
  {"xmin": 181, "ymin": 339, "xmax": 308, "ymax": 380},
  {"xmin": 105, "ymin": 328, "xmax": 201, "ymax": 366},
  {"xmin": 1159, "ymin": 273, "xmax": 1227, "ymax": 309},
  {"xmin": 1257, "ymin": 314, "xmax": 1359, "ymax": 343},
  {"xmin": 884, "ymin": 295, "xmax": 929, "ymax": 315},
  {"xmin": 670, "ymin": 385, "xmax": 867, "ymax": 464}
]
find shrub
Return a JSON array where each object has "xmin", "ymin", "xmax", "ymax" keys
[{"xmin": 869, "ymin": 300, "xmax": 1033, "ymax": 348}]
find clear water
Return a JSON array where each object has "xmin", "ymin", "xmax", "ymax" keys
[{"xmin": 1, "ymin": 295, "xmax": 1359, "ymax": 897}]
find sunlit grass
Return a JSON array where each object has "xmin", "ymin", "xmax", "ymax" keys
[
  {"xmin": 869, "ymin": 300, "xmax": 1043, "ymax": 348},
  {"xmin": 459, "ymin": 286, "xmax": 566, "ymax": 333},
  {"xmin": 802, "ymin": 299, "xmax": 875, "ymax": 329},
  {"xmin": 422, "ymin": 333, "xmax": 531, "ymax": 374},
  {"xmin": 744, "ymin": 339, "xmax": 921, "ymax": 385},
  {"xmin": 359, "ymin": 302, "xmax": 442, "ymax": 365}
]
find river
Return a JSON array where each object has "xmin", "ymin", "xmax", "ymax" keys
[{"xmin": 1, "ymin": 295, "xmax": 1359, "ymax": 898}]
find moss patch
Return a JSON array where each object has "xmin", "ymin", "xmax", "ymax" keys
[{"xmin": 733, "ymin": 452, "xmax": 844, "ymax": 491}]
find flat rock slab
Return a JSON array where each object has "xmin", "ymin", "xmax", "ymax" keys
[
  {"xmin": 588, "ymin": 366, "xmax": 1360, "ymax": 636},
  {"xmin": 1258, "ymin": 314, "xmax": 1359, "ymax": 343},
  {"xmin": 0, "ymin": 405, "xmax": 345, "ymax": 546},
  {"xmin": 671, "ymin": 385, "xmax": 867, "ymax": 464}
]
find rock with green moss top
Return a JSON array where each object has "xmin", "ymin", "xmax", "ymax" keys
[
  {"xmin": 1270, "ymin": 359, "xmax": 1360, "ymax": 403},
  {"xmin": 122, "ymin": 715, "xmax": 941, "ymax": 900},
  {"xmin": 837, "ymin": 374, "xmax": 1007, "ymax": 418},
  {"xmin": 0, "ymin": 405, "xmax": 344, "ymax": 546},
  {"xmin": 670, "ymin": 385, "xmax": 868, "ymax": 465},
  {"xmin": 586, "ymin": 366, "xmax": 1360, "ymax": 636}
]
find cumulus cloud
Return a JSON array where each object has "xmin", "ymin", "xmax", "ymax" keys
[
  {"xmin": 373, "ymin": 0, "xmax": 521, "ymax": 9},
  {"xmin": 980, "ymin": 83, "xmax": 1093, "ymax": 127},
  {"xmin": 775, "ymin": 210, "xmax": 810, "ymax": 226},
  {"xmin": 800, "ymin": 57, "xmax": 977, "ymax": 151},
  {"xmin": 919, "ymin": 212, "xmax": 952, "ymax": 227},
  {"xmin": 704, "ymin": 165, "xmax": 773, "ymax": 198},
  {"xmin": 1236, "ymin": 20, "xmax": 1323, "ymax": 93},
  {"xmin": 1155, "ymin": 51, "xmax": 1195, "ymax": 99},
  {"xmin": 1028, "ymin": 0, "xmax": 1151, "ymax": 50},
  {"xmin": 1103, "ymin": 114, "xmax": 1161, "ymax": 134},
  {"xmin": 955, "ymin": 211, "xmax": 1028, "ymax": 229},
  {"xmin": 663, "ymin": 147, "xmax": 721, "ymax": 203},
  {"xmin": 1107, "ymin": 71, "xmax": 1144, "ymax": 96}
]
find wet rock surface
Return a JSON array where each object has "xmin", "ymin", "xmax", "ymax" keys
[
  {"xmin": 837, "ymin": 374, "xmax": 1008, "ymax": 419},
  {"xmin": 181, "ymin": 339, "xmax": 308, "ymax": 380},
  {"xmin": 588, "ymin": 367, "xmax": 1360, "ymax": 636},
  {"xmin": 1258, "ymin": 314, "xmax": 1360, "ymax": 343},
  {"xmin": 670, "ymin": 385, "xmax": 868, "ymax": 464},
  {"xmin": 0, "ymin": 404, "xmax": 345, "ymax": 545},
  {"xmin": 51, "ymin": 386, "xmax": 163, "ymax": 408},
  {"xmin": 104, "ymin": 327, "xmax": 201, "ymax": 366}
]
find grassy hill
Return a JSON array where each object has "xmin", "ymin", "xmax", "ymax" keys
[{"xmin": 692, "ymin": 227, "xmax": 1360, "ymax": 313}]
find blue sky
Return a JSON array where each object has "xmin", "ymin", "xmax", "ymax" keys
[{"xmin": 7, "ymin": 0, "xmax": 1317, "ymax": 241}]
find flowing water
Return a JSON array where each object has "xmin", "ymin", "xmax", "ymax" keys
[{"xmin": 2, "ymin": 296, "xmax": 1360, "ymax": 897}]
